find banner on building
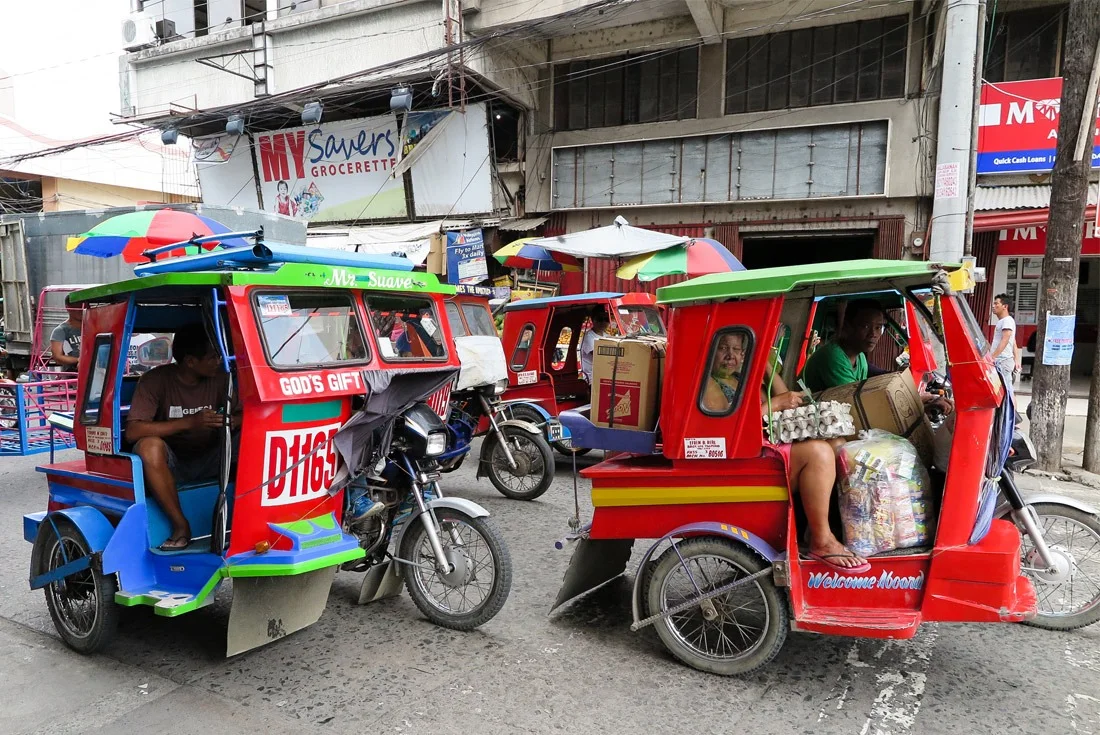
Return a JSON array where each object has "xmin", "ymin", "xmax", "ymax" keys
[
  {"xmin": 977, "ymin": 78, "xmax": 1100, "ymax": 174},
  {"xmin": 254, "ymin": 113, "xmax": 406, "ymax": 222},
  {"xmin": 446, "ymin": 229, "xmax": 488, "ymax": 285}
]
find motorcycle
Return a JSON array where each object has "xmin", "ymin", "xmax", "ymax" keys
[
  {"xmin": 996, "ymin": 419, "xmax": 1100, "ymax": 630},
  {"xmin": 343, "ymin": 400, "xmax": 513, "ymax": 628},
  {"xmin": 439, "ymin": 381, "xmax": 557, "ymax": 501}
]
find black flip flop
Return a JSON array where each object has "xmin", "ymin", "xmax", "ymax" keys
[{"xmin": 157, "ymin": 535, "xmax": 190, "ymax": 551}]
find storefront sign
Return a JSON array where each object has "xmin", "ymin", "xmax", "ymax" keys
[
  {"xmin": 255, "ymin": 113, "xmax": 406, "ymax": 222},
  {"xmin": 977, "ymin": 78, "xmax": 1100, "ymax": 174},
  {"xmin": 446, "ymin": 229, "xmax": 488, "ymax": 285},
  {"xmin": 997, "ymin": 223, "xmax": 1100, "ymax": 257},
  {"xmin": 1043, "ymin": 313, "xmax": 1076, "ymax": 366}
]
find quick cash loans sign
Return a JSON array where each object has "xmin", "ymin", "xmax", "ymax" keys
[
  {"xmin": 256, "ymin": 113, "xmax": 407, "ymax": 222},
  {"xmin": 977, "ymin": 77, "xmax": 1100, "ymax": 174}
]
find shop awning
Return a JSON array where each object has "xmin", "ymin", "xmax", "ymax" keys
[
  {"xmin": 499, "ymin": 216, "xmax": 549, "ymax": 232},
  {"xmin": 306, "ymin": 220, "xmax": 473, "ymax": 265},
  {"xmin": 975, "ymin": 183, "xmax": 1100, "ymax": 211},
  {"xmin": 973, "ymin": 184, "xmax": 1099, "ymax": 231}
]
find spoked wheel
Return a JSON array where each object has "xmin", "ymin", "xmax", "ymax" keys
[
  {"xmin": 484, "ymin": 426, "xmax": 554, "ymax": 500},
  {"xmin": 39, "ymin": 518, "xmax": 118, "ymax": 653},
  {"xmin": 1020, "ymin": 504, "xmax": 1100, "ymax": 630},
  {"xmin": 553, "ymin": 436, "xmax": 591, "ymax": 457},
  {"xmin": 399, "ymin": 508, "xmax": 512, "ymax": 630},
  {"xmin": 0, "ymin": 388, "xmax": 17, "ymax": 430},
  {"xmin": 647, "ymin": 538, "xmax": 787, "ymax": 676}
]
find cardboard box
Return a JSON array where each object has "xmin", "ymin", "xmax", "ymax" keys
[
  {"xmin": 817, "ymin": 372, "xmax": 935, "ymax": 464},
  {"xmin": 590, "ymin": 336, "xmax": 666, "ymax": 431},
  {"xmin": 426, "ymin": 233, "xmax": 446, "ymax": 276}
]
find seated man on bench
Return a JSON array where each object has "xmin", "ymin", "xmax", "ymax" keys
[{"xmin": 126, "ymin": 324, "xmax": 232, "ymax": 551}]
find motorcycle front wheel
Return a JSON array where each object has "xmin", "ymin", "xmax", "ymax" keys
[
  {"xmin": 399, "ymin": 508, "xmax": 512, "ymax": 630},
  {"xmin": 484, "ymin": 426, "xmax": 554, "ymax": 500},
  {"xmin": 1020, "ymin": 503, "xmax": 1100, "ymax": 631}
]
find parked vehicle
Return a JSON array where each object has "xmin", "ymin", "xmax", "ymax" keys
[
  {"xmin": 500, "ymin": 292, "xmax": 664, "ymax": 455},
  {"xmin": 555, "ymin": 260, "xmax": 1100, "ymax": 675},
  {"xmin": 439, "ymin": 289, "xmax": 558, "ymax": 500},
  {"xmin": 24, "ymin": 234, "xmax": 511, "ymax": 656}
]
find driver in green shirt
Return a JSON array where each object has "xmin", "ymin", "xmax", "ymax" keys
[
  {"xmin": 801, "ymin": 299, "xmax": 953, "ymax": 415},
  {"xmin": 800, "ymin": 299, "xmax": 888, "ymax": 393}
]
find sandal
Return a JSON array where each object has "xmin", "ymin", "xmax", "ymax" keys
[
  {"xmin": 806, "ymin": 552, "xmax": 871, "ymax": 574},
  {"xmin": 157, "ymin": 533, "xmax": 190, "ymax": 551}
]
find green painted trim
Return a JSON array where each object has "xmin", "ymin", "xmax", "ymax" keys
[
  {"xmin": 310, "ymin": 514, "xmax": 338, "ymax": 531},
  {"xmin": 115, "ymin": 570, "xmax": 224, "ymax": 617},
  {"xmin": 281, "ymin": 400, "xmax": 343, "ymax": 424},
  {"xmin": 301, "ymin": 534, "xmax": 342, "ymax": 549},
  {"xmin": 72, "ymin": 273, "xmax": 225, "ymax": 302},
  {"xmin": 225, "ymin": 548, "xmax": 365, "ymax": 578},
  {"xmin": 656, "ymin": 259, "xmax": 961, "ymax": 305},
  {"xmin": 71, "ymin": 262, "xmax": 456, "ymax": 304}
]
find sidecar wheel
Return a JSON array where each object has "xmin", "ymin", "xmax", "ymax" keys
[
  {"xmin": 647, "ymin": 538, "xmax": 786, "ymax": 676},
  {"xmin": 399, "ymin": 509, "xmax": 512, "ymax": 630},
  {"xmin": 38, "ymin": 518, "xmax": 118, "ymax": 654},
  {"xmin": 1020, "ymin": 504, "xmax": 1100, "ymax": 631}
]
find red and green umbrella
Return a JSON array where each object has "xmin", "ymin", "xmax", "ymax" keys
[
  {"xmin": 616, "ymin": 238, "xmax": 745, "ymax": 281},
  {"xmin": 66, "ymin": 209, "xmax": 247, "ymax": 263},
  {"xmin": 494, "ymin": 237, "xmax": 581, "ymax": 272}
]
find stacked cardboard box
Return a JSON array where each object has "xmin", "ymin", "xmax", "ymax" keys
[{"xmin": 590, "ymin": 336, "xmax": 666, "ymax": 432}]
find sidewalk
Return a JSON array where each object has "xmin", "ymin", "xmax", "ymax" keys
[{"xmin": 0, "ymin": 617, "xmax": 301, "ymax": 735}]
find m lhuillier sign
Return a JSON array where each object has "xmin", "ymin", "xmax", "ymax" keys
[
  {"xmin": 256, "ymin": 113, "xmax": 407, "ymax": 222},
  {"xmin": 977, "ymin": 77, "xmax": 1100, "ymax": 174}
]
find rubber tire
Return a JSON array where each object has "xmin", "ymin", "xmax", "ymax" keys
[
  {"xmin": 647, "ymin": 538, "xmax": 787, "ymax": 676},
  {"xmin": 1021, "ymin": 503, "xmax": 1100, "ymax": 631},
  {"xmin": 399, "ymin": 509, "xmax": 512, "ymax": 630},
  {"xmin": 39, "ymin": 517, "xmax": 118, "ymax": 654},
  {"xmin": 484, "ymin": 426, "xmax": 554, "ymax": 500}
]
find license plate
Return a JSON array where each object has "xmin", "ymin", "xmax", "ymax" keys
[{"xmin": 546, "ymin": 421, "xmax": 565, "ymax": 442}]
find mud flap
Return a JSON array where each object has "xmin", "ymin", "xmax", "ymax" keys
[
  {"xmin": 226, "ymin": 566, "xmax": 336, "ymax": 657},
  {"xmin": 357, "ymin": 560, "xmax": 404, "ymax": 605},
  {"xmin": 550, "ymin": 538, "xmax": 633, "ymax": 613}
]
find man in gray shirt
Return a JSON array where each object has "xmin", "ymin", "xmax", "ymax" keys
[{"xmin": 49, "ymin": 307, "xmax": 82, "ymax": 369}]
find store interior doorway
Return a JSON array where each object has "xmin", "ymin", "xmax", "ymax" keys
[{"xmin": 739, "ymin": 232, "xmax": 875, "ymax": 269}]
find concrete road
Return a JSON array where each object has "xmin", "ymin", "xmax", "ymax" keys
[{"xmin": 2, "ymin": 445, "xmax": 1099, "ymax": 735}]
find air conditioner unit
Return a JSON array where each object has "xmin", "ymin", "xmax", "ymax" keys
[{"xmin": 121, "ymin": 12, "xmax": 157, "ymax": 51}]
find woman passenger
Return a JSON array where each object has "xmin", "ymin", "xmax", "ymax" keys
[{"xmin": 703, "ymin": 332, "xmax": 868, "ymax": 572}]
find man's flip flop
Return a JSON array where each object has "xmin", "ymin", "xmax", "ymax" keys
[
  {"xmin": 806, "ymin": 552, "xmax": 871, "ymax": 574},
  {"xmin": 158, "ymin": 535, "xmax": 190, "ymax": 551}
]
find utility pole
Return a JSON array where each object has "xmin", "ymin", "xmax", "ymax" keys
[
  {"xmin": 929, "ymin": 0, "xmax": 982, "ymax": 262},
  {"xmin": 1031, "ymin": 0, "xmax": 1100, "ymax": 472}
]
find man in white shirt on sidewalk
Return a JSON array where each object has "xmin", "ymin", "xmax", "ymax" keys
[{"xmin": 990, "ymin": 293, "xmax": 1021, "ymax": 384}]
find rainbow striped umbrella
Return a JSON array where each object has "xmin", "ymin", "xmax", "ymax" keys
[
  {"xmin": 494, "ymin": 237, "xmax": 581, "ymax": 272},
  {"xmin": 66, "ymin": 209, "xmax": 248, "ymax": 263},
  {"xmin": 616, "ymin": 238, "xmax": 745, "ymax": 282}
]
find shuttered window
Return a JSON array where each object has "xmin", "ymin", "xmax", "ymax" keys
[
  {"xmin": 552, "ymin": 47, "xmax": 700, "ymax": 131},
  {"xmin": 725, "ymin": 16, "xmax": 909, "ymax": 114},
  {"xmin": 552, "ymin": 121, "xmax": 888, "ymax": 209}
]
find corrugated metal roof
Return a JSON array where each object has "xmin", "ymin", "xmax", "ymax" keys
[
  {"xmin": 974, "ymin": 183, "xmax": 1100, "ymax": 211},
  {"xmin": 499, "ymin": 216, "xmax": 549, "ymax": 231}
]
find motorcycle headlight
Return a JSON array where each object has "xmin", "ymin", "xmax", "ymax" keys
[
  {"xmin": 493, "ymin": 378, "xmax": 508, "ymax": 395},
  {"xmin": 425, "ymin": 431, "xmax": 448, "ymax": 456}
]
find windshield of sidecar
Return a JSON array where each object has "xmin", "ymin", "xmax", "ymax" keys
[
  {"xmin": 617, "ymin": 305, "xmax": 665, "ymax": 337},
  {"xmin": 254, "ymin": 290, "xmax": 369, "ymax": 368},
  {"xmin": 365, "ymin": 293, "xmax": 448, "ymax": 361}
]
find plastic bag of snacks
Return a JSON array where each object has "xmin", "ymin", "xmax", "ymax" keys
[
  {"xmin": 766, "ymin": 400, "xmax": 856, "ymax": 444},
  {"xmin": 837, "ymin": 429, "xmax": 934, "ymax": 557}
]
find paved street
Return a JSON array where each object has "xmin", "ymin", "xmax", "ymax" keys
[{"xmin": 2, "ymin": 444, "xmax": 1099, "ymax": 735}]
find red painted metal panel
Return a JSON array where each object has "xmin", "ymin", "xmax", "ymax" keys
[{"xmin": 590, "ymin": 501, "xmax": 788, "ymax": 550}]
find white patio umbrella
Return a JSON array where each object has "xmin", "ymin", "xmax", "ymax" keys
[{"xmin": 526, "ymin": 215, "xmax": 689, "ymax": 259}]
